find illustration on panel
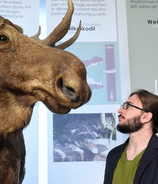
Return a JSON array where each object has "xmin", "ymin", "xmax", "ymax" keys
[
  {"xmin": 53, "ymin": 113, "xmax": 117, "ymax": 162},
  {"xmin": 66, "ymin": 42, "xmax": 120, "ymax": 105}
]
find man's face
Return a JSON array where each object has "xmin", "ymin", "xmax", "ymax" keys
[
  {"xmin": 117, "ymin": 114, "xmax": 143, "ymax": 134},
  {"xmin": 117, "ymin": 94, "xmax": 144, "ymax": 134}
]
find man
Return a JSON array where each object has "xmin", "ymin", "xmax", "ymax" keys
[{"xmin": 103, "ymin": 89, "xmax": 158, "ymax": 184}]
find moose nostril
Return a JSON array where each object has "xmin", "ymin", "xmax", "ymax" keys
[
  {"xmin": 62, "ymin": 85, "xmax": 80, "ymax": 102},
  {"xmin": 60, "ymin": 78, "xmax": 80, "ymax": 102},
  {"xmin": 65, "ymin": 86, "xmax": 75, "ymax": 94}
]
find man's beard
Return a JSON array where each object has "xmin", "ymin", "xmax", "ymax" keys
[{"xmin": 117, "ymin": 115, "xmax": 143, "ymax": 134}]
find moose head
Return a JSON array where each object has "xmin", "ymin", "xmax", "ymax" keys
[{"xmin": 0, "ymin": 0, "xmax": 91, "ymax": 138}]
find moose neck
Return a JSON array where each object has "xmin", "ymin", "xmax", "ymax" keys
[{"xmin": 0, "ymin": 91, "xmax": 36, "ymax": 138}]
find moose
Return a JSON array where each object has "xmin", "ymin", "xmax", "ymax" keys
[{"xmin": 0, "ymin": 0, "xmax": 91, "ymax": 183}]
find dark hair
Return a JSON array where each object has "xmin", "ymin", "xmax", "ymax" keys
[{"xmin": 129, "ymin": 89, "xmax": 158, "ymax": 133}]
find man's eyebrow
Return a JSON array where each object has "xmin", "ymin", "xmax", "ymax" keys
[{"xmin": 126, "ymin": 101, "xmax": 133, "ymax": 104}]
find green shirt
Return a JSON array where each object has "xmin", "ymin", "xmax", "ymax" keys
[{"xmin": 112, "ymin": 145, "xmax": 145, "ymax": 184}]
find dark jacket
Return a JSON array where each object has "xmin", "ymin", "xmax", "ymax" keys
[{"xmin": 103, "ymin": 134, "xmax": 158, "ymax": 184}]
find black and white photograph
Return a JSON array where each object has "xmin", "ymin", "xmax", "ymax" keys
[{"xmin": 53, "ymin": 113, "xmax": 117, "ymax": 162}]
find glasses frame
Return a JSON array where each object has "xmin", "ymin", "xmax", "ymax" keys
[{"xmin": 122, "ymin": 102, "xmax": 147, "ymax": 112}]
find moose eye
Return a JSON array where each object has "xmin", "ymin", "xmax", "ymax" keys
[{"xmin": 0, "ymin": 35, "xmax": 8, "ymax": 42}]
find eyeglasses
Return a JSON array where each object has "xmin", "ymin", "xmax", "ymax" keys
[{"xmin": 121, "ymin": 102, "xmax": 147, "ymax": 112}]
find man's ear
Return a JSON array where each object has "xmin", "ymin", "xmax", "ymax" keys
[{"xmin": 142, "ymin": 112, "xmax": 153, "ymax": 123}]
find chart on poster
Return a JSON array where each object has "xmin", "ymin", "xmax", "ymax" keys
[{"xmin": 46, "ymin": 0, "xmax": 120, "ymax": 105}]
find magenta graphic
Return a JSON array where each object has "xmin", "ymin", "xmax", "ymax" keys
[
  {"xmin": 105, "ymin": 45, "xmax": 116, "ymax": 101},
  {"xmin": 82, "ymin": 56, "xmax": 103, "ymax": 67},
  {"xmin": 82, "ymin": 57, "xmax": 104, "ymax": 90}
]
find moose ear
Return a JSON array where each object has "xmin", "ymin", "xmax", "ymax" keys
[
  {"xmin": 0, "ymin": 16, "xmax": 4, "ymax": 28},
  {"xmin": 0, "ymin": 16, "xmax": 23, "ymax": 33}
]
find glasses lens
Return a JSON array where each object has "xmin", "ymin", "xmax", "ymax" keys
[{"xmin": 122, "ymin": 103, "xmax": 128, "ymax": 110}]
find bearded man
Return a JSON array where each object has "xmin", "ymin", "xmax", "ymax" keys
[{"xmin": 103, "ymin": 89, "xmax": 158, "ymax": 184}]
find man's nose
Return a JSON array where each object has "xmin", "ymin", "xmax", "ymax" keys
[{"xmin": 118, "ymin": 106, "xmax": 124, "ymax": 114}]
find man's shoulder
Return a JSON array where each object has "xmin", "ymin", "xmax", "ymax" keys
[{"xmin": 148, "ymin": 134, "xmax": 158, "ymax": 148}]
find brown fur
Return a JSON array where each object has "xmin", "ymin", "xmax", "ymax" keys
[
  {"xmin": 0, "ymin": 132, "xmax": 25, "ymax": 184},
  {"xmin": 0, "ymin": 23, "xmax": 91, "ymax": 137},
  {"xmin": 0, "ymin": 3, "xmax": 91, "ymax": 183}
]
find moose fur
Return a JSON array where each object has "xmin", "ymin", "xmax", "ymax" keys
[
  {"xmin": 0, "ymin": 0, "xmax": 91, "ymax": 183},
  {"xmin": 0, "ymin": 133, "xmax": 25, "ymax": 184}
]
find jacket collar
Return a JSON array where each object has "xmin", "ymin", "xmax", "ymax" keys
[{"xmin": 134, "ymin": 134, "xmax": 158, "ymax": 184}]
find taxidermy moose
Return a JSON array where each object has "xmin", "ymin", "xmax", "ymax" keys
[{"xmin": 0, "ymin": 0, "xmax": 91, "ymax": 183}]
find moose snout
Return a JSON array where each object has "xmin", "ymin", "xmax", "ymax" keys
[{"xmin": 56, "ymin": 73, "xmax": 91, "ymax": 108}]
